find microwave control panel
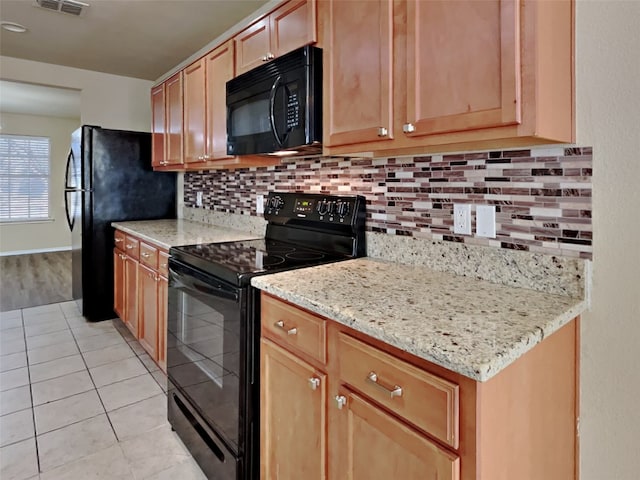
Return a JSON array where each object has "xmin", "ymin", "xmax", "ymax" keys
[{"xmin": 286, "ymin": 92, "xmax": 300, "ymax": 129}]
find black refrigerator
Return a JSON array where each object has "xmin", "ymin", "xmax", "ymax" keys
[{"xmin": 64, "ymin": 125, "xmax": 176, "ymax": 321}]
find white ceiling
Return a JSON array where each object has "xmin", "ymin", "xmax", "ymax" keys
[
  {"xmin": 0, "ymin": 0, "xmax": 274, "ymax": 118},
  {"xmin": 0, "ymin": 0, "xmax": 272, "ymax": 80}
]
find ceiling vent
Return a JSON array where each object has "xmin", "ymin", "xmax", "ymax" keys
[{"xmin": 34, "ymin": 0, "xmax": 89, "ymax": 17}]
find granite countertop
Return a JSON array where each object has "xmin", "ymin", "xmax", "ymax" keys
[
  {"xmin": 112, "ymin": 219, "xmax": 262, "ymax": 250},
  {"xmin": 252, "ymin": 258, "xmax": 587, "ymax": 382}
]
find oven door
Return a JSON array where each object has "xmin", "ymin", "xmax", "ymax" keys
[{"xmin": 167, "ymin": 258, "xmax": 246, "ymax": 453}]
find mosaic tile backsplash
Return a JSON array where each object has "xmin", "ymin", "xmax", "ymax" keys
[{"xmin": 184, "ymin": 147, "xmax": 593, "ymax": 259}]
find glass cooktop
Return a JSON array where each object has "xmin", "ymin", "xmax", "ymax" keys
[{"xmin": 170, "ymin": 239, "xmax": 348, "ymax": 287}]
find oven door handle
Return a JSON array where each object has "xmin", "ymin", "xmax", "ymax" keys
[{"xmin": 169, "ymin": 260, "xmax": 240, "ymax": 303}]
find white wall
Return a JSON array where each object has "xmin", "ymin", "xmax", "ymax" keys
[
  {"xmin": 0, "ymin": 113, "xmax": 80, "ymax": 254},
  {"xmin": 0, "ymin": 57, "xmax": 152, "ymax": 132},
  {"xmin": 576, "ymin": 2, "xmax": 640, "ymax": 479}
]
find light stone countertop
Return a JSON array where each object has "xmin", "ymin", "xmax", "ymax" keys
[
  {"xmin": 111, "ymin": 219, "xmax": 262, "ymax": 250},
  {"xmin": 251, "ymin": 258, "xmax": 587, "ymax": 382}
]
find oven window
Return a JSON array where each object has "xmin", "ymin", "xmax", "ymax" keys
[{"xmin": 167, "ymin": 268, "xmax": 243, "ymax": 451}]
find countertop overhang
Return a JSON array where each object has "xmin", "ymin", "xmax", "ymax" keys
[{"xmin": 252, "ymin": 258, "xmax": 587, "ymax": 382}]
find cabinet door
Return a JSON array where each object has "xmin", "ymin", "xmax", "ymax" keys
[
  {"xmin": 183, "ymin": 59, "xmax": 206, "ymax": 164},
  {"xmin": 405, "ymin": 0, "xmax": 520, "ymax": 137},
  {"xmin": 157, "ymin": 275, "xmax": 168, "ymax": 372},
  {"xmin": 150, "ymin": 84, "xmax": 166, "ymax": 167},
  {"xmin": 113, "ymin": 250, "xmax": 125, "ymax": 320},
  {"xmin": 235, "ymin": 17, "xmax": 271, "ymax": 76},
  {"xmin": 324, "ymin": 0, "xmax": 393, "ymax": 147},
  {"xmin": 333, "ymin": 389, "xmax": 460, "ymax": 480},
  {"xmin": 270, "ymin": 0, "xmax": 316, "ymax": 57},
  {"xmin": 261, "ymin": 338, "xmax": 326, "ymax": 480},
  {"xmin": 205, "ymin": 41, "xmax": 235, "ymax": 160},
  {"xmin": 138, "ymin": 264, "xmax": 158, "ymax": 360},
  {"xmin": 165, "ymin": 72, "xmax": 184, "ymax": 165},
  {"xmin": 124, "ymin": 256, "xmax": 139, "ymax": 336}
]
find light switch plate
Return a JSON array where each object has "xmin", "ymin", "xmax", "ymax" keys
[
  {"xmin": 476, "ymin": 205, "xmax": 496, "ymax": 238},
  {"xmin": 453, "ymin": 204, "xmax": 472, "ymax": 235},
  {"xmin": 256, "ymin": 194, "xmax": 264, "ymax": 214}
]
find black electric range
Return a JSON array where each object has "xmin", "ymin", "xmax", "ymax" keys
[{"xmin": 166, "ymin": 192, "xmax": 366, "ymax": 480}]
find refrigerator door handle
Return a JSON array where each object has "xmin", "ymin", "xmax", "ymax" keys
[
  {"xmin": 65, "ymin": 190, "xmax": 75, "ymax": 231},
  {"xmin": 64, "ymin": 150, "xmax": 74, "ymax": 189}
]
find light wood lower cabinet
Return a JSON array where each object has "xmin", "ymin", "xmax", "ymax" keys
[
  {"xmin": 138, "ymin": 263, "xmax": 159, "ymax": 360},
  {"xmin": 113, "ymin": 229, "xmax": 168, "ymax": 372},
  {"xmin": 260, "ymin": 292, "xmax": 579, "ymax": 480},
  {"xmin": 260, "ymin": 338, "xmax": 326, "ymax": 480}
]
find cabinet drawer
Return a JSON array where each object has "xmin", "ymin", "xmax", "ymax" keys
[
  {"xmin": 114, "ymin": 230, "xmax": 126, "ymax": 250},
  {"xmin": 337, "ymin": 333, "xmax": 459, "ymax": 449},
  {"xmin": 139, "ymin": 242, "xmax": 159, "ymax": 270},
  {"xmin": 124, "ymin": 235, "xmax": 140, "ymax": 260},
  {"xmin": 261, "ymin": 293, "xmax": 326, "ymax": 364},
  {"xmin": 158, "ymin": 251, "xmax": 170, "ymax": 277}
]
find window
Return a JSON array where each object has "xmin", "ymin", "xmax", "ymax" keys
[{"xmin": 0, "ymin": 134, "xmax": 51, "ymax": 222}]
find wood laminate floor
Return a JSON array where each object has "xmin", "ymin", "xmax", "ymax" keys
[{"xmin": 0, "ymin": 251, "xmax": 72, "ymax": 312}]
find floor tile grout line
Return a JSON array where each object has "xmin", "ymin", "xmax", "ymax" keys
[{"xmin": 19, "ymin": 306, "xmax": 43, "ymax": 475}]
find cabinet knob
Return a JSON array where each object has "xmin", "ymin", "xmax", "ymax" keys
[
  {"xmin": 266, "ymin": 52, "xmax": 275, "ymax": 60},
  {"xmin": 115, "ymin": 238, "xmax": 123, "ymax": 243},
  {"xmin": 148, "ymin": 271, "xmax": 156, "ymax": 280},
  {"xmin": 261, "ymin": 55, "xmax": 268, "ymax": 62},
  {"xmin": 366, "ymin": 371, "xmax": 403, "ymax": 398},
  {"xmin": 126, "ymin": 244, "xmax": 134, "ymax": 250},
  {"xmin": 377, "ymin": 127, "xmax": 388, "ymax": 137},
  {"xmin": 141, "ymin": 252, "xmax": 150, "ymax": 258},
  {"xmin": 308, "ymin": 377, "xmax": 321, "ymax": 391},
  {"xmin": 334, "ymin": 395, "xmax": 347, "ymax": 410},
  {"xmin": 403, "ymin": 123, "xmax": 416, "ymax": 134}
]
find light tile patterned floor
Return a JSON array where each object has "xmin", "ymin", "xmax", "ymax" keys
[{"xmin": 0, "ymin": 301, "xmax": 207, "ymax": 480}]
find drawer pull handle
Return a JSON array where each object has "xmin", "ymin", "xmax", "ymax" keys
[
  {"xmin": 367, "ymin": 371, "xmax": 403, "ymax": 399},
  {"xmin": 308, "ymin": 377, "xmax": 320, "ymax": 391},
  {"xmin": 274, "ymin": 320, "xmax": 297, "ymax": 335},
  {"xmin": 141, "ymin": 252, "xmax": 150, "ymax": 258},
  {"xmin": 115, "ymin": 238, "xmax": 123, "ymax": 243},
  {"xmin": 126, "ymin": 244, "xmax": 134, "ymax": 250},
  {"xmin": 335, "ymin": 395, "xmax": 347, "ymax": 410}
]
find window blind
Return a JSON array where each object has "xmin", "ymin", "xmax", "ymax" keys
[{"xmin": 0, "ymin": 134, "xmax": 51, "ymax": 222}]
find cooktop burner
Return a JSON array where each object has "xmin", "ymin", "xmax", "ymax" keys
[{"xmin": 170, "ymin": 238, "xmax": 346, "ymax": 286}]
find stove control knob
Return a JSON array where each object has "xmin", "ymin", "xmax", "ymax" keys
[
  {"xmin": 316, "ymin": 199, "xmax": 329, "ymax": 216},
  {"xmin": 337, "ymin": 201, "xmax": 350, "ymax": 217},
  {"xmin": 270, "ymin": 196, "xmax": 284, "ymax": 210},
  {"xmin": 326, "ymin": 201, "xmax": 336, "ymax": 215}
]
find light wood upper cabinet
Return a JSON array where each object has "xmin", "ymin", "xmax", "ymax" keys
[
  {"xmin": 323, "ymin": 0, "xmax": 393, "ymax": 147},
  {"xmin": 183, "ymin": 59, "xmax": 206, "ymax": 164},
  {"xmin": 404, "ymin": 0, "xmax": 520, "ymax": 137},
  {"xmin": 165, "ymin": 72, "xmax": 184, "ymax": 166},
  {"xmin": 150, "ymin": 83, "xmax": 166, "ymax": 168},
  {"xmin": 205, "ymin": 41, "xmax": 235, "ymax": 161},
  {"xmin": 235, "ymin": 0, "xmax": 317, "ymax": 76},
  {"xmin": 260, "ymin": 338, "xmax": 326, "ymax": 480},
  {"xmin": 323, "ymin": 0, "xmax": 575, "ymax": 156}
]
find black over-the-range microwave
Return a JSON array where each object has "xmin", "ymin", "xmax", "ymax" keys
[{"xmin": 226, "ymin": 45, "xmax": 322, "ymax": 156}]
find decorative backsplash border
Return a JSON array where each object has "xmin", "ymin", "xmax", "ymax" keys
[{"xmin": 184, "ymin": 146, "xmax": 592, "ymax": 260}]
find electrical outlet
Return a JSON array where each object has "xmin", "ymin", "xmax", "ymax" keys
[
  {"xmin": 196, "ymin": 191, "xmax": 203, "ymax": 207},
  {"xmin": 453, "ymin": 204, "xmax": 472, "ymax": 235},
  {"xmin": 476, "ymin": 205, "xmax": 496, "ymax": 238},
  {"xmin": 256, "ymin": 194, "xmax": 264, "ymax": 214}
]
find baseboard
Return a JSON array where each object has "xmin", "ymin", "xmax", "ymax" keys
[{"xmin": 0, "ymin": 246, "xmax": 72, "ymax": 257}]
